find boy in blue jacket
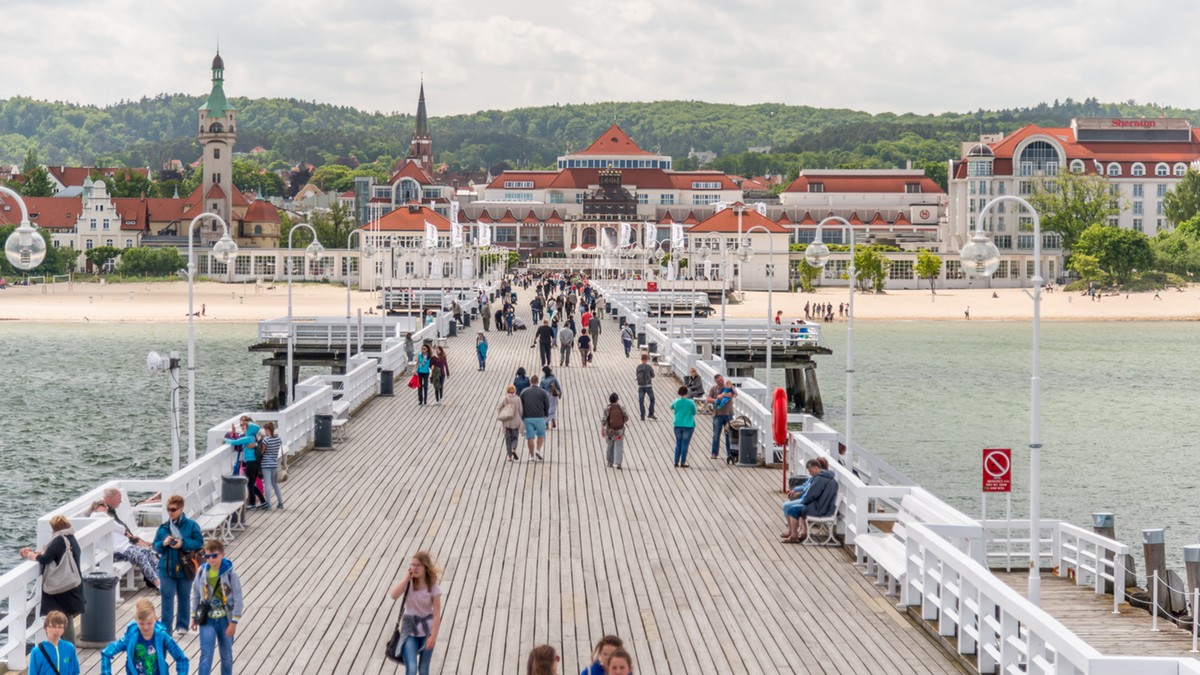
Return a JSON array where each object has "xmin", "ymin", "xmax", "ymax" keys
[
  {"xmin": 101, "ymin": 599, "xmax": 188, "ymax": 675},
  {"xmin": 191, "ymin": 539, "xmax": 245, "ymax": 675},
  {"xmin": 29, "ymin": 611, "xmax": 80, "ymax": 675}
]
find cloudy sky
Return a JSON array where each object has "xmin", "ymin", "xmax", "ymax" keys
[{"xmin": 0, "ymin": 0, "xmax": 1192, "ymax": 117}]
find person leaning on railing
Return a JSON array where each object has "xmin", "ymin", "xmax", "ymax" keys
[{"xmin": 20, "ymin": 515, "xmax": 84, "ymax": 645}]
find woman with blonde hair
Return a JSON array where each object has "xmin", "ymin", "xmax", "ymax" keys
[
  {"xmin": 526, "ymin": 644, "xmax": 559, "ymax": 675},
  {"xmin": 101, "ymin": 598, "xmax": 188, "ymax": 675},
  {"xmin": 497, "ymin": 384, "xmax": 524, "ymax": 462},
  {"xmin": 387, "ymin": 551, "xmax": 443, "ymax": 675},
  {"xmin": 20, "ymin": 515, "xmax": 84, "ymax": 644}
]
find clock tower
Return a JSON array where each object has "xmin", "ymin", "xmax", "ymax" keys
[{"xmin": 198, "ymin": 51, "xmax": 236, "ymax": 242}]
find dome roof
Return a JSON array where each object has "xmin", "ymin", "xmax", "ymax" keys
[
  {"xmin": 967, "ymin": 143, "xmax": 994, "ymax": 158},
  {"xmin": 212, "ymin": 51, "xmax": 224, "ymax": 70}
]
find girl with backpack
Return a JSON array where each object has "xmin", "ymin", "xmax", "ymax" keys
[
  {"xmin": 599, "ymin": 392, "xmax": 629, "ymax": 469},
  {"xmin": 497, "ymin": 385, "xmax": 524, "ymax": 462}
]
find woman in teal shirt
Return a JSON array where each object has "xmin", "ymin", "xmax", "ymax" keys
[
  {"xmin": 670, "ymin": 385, "xmax": 697, "ymax": 467},
  {"xmin": 416, "ymin": 343, "xmax": 432, "ymax": 405}
]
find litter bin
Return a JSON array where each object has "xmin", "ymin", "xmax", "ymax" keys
[
  {"xmin": 79, "ymin": 572, "xmax": 119, "ymax": 646},
  {"xmin": 738, "ymin": 428, "xmax": 758, "ymax": 466},
  {"xmin": 648, "ymin": 341, "xmax": 658, "ymax": 354},
  {"xmin": 619, "ymin": 315, "xmax": 627, "ymax": 328},
  {"xmin": 637, "ymin": 331, "xmax": 646, "ymax": 347},
  {"xmin": 462, "ymin": 313, "xmax": 470, "ymax": 328},
  {"xmin": 315, "ymin": 414, "xmax": 334, "ymax": 450},
  {"xmin": 448, "ymin": 320, "xmax": 457, "ymax": 337},
  {"xmin": 222, "ymin": 474, "xmax": 248, "ymax": 503},
  {"xmin": 380, "ymin": 370, "xmax": 394, "ymax": 396}
]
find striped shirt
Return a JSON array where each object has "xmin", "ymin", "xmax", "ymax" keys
[{"xmin": 260, "ymin": 435, "xmax": 283, "ymax": 469}]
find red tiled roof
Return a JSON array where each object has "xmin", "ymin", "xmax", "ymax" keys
[
  {"xmin": 668, "ymin": 172, "xmax": 739, "ymax": 191},
  {"xmin": 798, "ymin": 211, "xmax": 816, "ymax": 225},
  {"xmin": 112, "ymin": 198, "xmax": 148, "ymax": 231},
  {"xmin": 688, "ymin": 208, "xmax": 789, "ymax": 234},
  {"xmin": 498, "ymin": 210, "xmax": 518, "ymax": 224},
  {"xmin": 868, "ymin": 211, "xmax": 887, "ymax": 225},
  {"xmin": 683, "ymin": 211, "xmax": 699, "ymax": 225},
  {"xmin": 893, "ymin": 211, "xmax": 911, "ymax": 225},
  {"xmin": 658, "ymin": 212, "xmax": 675, "ymax": 225},
  {"xmin": 483, "ymin": 171, "xmax": 560, "ymax": 191},
  {"xmin": 574, "ymin": 124, "xmax": 654, "ymax": 156},
  {"xmin": 205, "ymin": 184, "xmax": 227, "ymax": 200},
  {"xmin": 544, "ymin": 210, "xmax": 564, "ymax": 224},
  {"xmin": 243, "ymin": 199, "xmax": 281, "ymax": 224},
  {"xmin": 145, "ymin": 198, "xmax": 185, "ymax": 224},
  {"xmin": 389, "ymin": 160, "xmax": 436, "ymax": 186},
  {"xmin": 522, "ymin": 210, "xmax": 540, "ymax": 224},
  {"xmin": 0, "ymin": 195, "xmax": 79, "ymax": 229},
  {"xmin": 47, "ymin": 166, "xmax": 151, "ymax": 189},
  {"xmin": 848, "ymin": 212, "xmax": 863, "ymax": 225},
  {"xmin": 783, "ymin": 172, "xmax": 945, "ymax": 195},
  {"xmin": 371, "ymin": 204, "xmax": 450, "ymax": 232},
  {"xmin": 777, "ymin": 211, "xmax": 794, "ymax": 225},
  {"xmin": 476, "ymin": 210, "xmax": 493, "ymax": 223}
]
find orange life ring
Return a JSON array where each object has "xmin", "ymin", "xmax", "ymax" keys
[{"xmin": 772, "ymin": 387, "xmax": 788, "ymax": 446}]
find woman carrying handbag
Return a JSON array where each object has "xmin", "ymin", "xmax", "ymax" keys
[{"xmin": 386, "ymin": 551, "xmax": 442, "ymax": 675}]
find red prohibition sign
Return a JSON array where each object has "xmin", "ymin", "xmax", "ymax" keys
[{"xmin": 982, "ymin": 448, "xmax": 1012, "ymax": 493}]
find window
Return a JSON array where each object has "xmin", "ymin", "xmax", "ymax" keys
[
  {"xmin": 575, "ymin": 193, "xmax": 586, "ymax": 204},
  {"xmin": 969, "ymin": 198, "xmax": 976, "ymax": 213},
  {"xmin": 1027, "ymin": 261, "xmax": 1036, "ymax": 278},
  {"xmin": 53, "ymin": 240, "xmax": 60, "ymax": 248},
  {"xmin": 235, "ymin": 255, "xmax": 251, "ymax": 275},
  {"xmin": 422, "ymin": 190, "xmax": 440, "ymax": 201},
  {"xmin": 891, "ymin": 260, "xmax": 914, "ymax": 279},
  {"xmin": 1019, "ymin": 181, "xmax": 1033, "ymax": 195},
  {"xmin": 1132, "ymin": 163, "xmax": 1146, "ymax": 177},
  {"xmin": 548, "ymin": 192, "xmax": 564, "ymax": 204},
  {"xmin": 1018, "ymin": 235, "xmax": 1035, "ymax": 250},
  {"xmin": 691, "ymin": 181, "xmax": 721, "ymax": 190},
  {"xmin": 1158, "ymin": 218, "xmax": 1165, "ymax": 231},
  {"xmin": 1157, "ymin": 184, "xmax": 1168, "ymax": 198},
  {"xmin": 994, "ymin": 235, "xmax": 1012, "ymax": 249},
  {"xmin": 1018, "ymin": 141, "xmax": 1059, "ymax": 176},
  {"xmin": 504, "ymin": 180, "xmax": 534, "ymax": 189},
  {"xmin": 1070, "ymin": 159, "xmax": 1085, "ymax": 173},
  {"xmin": 945, "ymin": 259, "xmax": 964, "ymax": 280},
  {"xmin": 997, "ymin": 217, "xmax": 1006, "ymax": 232},
  {"xmin": 692, "ymin": 194, "xmax": 719, "ymax": 206},
  {"xmin": 997, "ymin": 181, "xmax": 1007, "ymax": 195},
  {"xmin": 254, "ymin": 225, "xmax": 263, "ymax": 235},
  {"xmin": 994, "ymin": 260, "xmax": 1009, "ymax": 279},
  {"xmin": 89, "ymin": 218, "xmax": 97, "ymax": 229},
  {"xmin": 125, "ymin": 239, "xmax": 132, "ymax": 248},
  {"xmin": 977, "ymin": 180, "xmax": 988, "ymax": 195},
  {"xmin": 1132, "ymin": 184, "xmax": 1144, "ymax": 197},
  {"xmin": 1044, "ymin": 234, "xmax": 1061, "ymax": 249},
  {"xmin": 85, "ymin": 240, "xmax": 93, "ymax": 250},
  {"xmin": 1133, "ymin": 218, "xmax": 1143, "ymax": 232},
  {"xmin": 214, "ymin": 148, "xmax": 221, "ymax": 159},
  {"xmin": 1107, "ymin": 163, "xmax": 1121, "ymax": 177},
  {"xmin": 1133, "ymin": 201, "xmax": 1144, "ymax": 215},
  {"xmin": 637, "ymin": 193, "xmax": 648, "ymax": 204},
  {"xmin": 808, "ymin": 183, "xmax": 824, "ymax": 193},
  {"xmin": 102, "ymin": 219, "xmax": 110, "ymax": 230},
  {"xmin": 905, "ymin": 183, "xmax": 922, "ymax": 194},
  {"xmin": 967, "ymin": 161, "xmax": 992, "ymax": 177},
  {"xmin": 105, "ymin": 238, "xmax": 113, "ymax": 247},
  {"xmin": 1174, "ymin": 163, "xmax": 1187, "ymax": 176},
  {"xmin": 659, "ymin": 194, "xmax": 675, "ymax": 205},
  {"xmin": 1108, "ymin": 216, "xmax": 1119, "ymax": 226},
  {"xmin": 503, "ymin": 192, "xmax": 533, "ymax": 202},
  {"xmin": 1156, "ymin": 163, "xmax": 1169, "ymax": 177}
]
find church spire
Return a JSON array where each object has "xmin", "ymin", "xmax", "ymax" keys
[
  {"xmin": 408, "ymin": 80, "xmax": 433, "ymax": 168},
  {"xmin": 200, "ymin": 50, "xmax": 233, "ymax": 117},
  {"xmin": 415, "ymin": 80, "xmax": 428, "ymax": 136}
]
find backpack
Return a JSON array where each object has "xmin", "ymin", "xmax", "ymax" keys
[
  {"xmin": 549, "ymin": 379, "xmax": 561, "ymax": 398},
  {"xmin": 42, "ymin": 536, "xmax": 81, "ymax": 595},
  {"xmin": 606, "ymin": 403, "xmax": 626, "ymax": 431}
]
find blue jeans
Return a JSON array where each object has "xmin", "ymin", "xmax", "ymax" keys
[
  {"xmin": 674, "ymin": 426, "xmax": 694, "ymax": 465},
  {"xmin": 638, "ymin": 386, "xmax": 655, "ymax": 419},
  {"xmin": 402, "ymin": 634, "xmax": 431, "ymax": 675},
  {"xmin": 623, "ymin": 338, "xmax": 632, "ymax": 357},
  {"xmin": 477, "ymin": 351, "xmax": 486, "ymax": 370},
  {"xmin": 198, "ymin": 615, "xmax": 235, "ymax": 675},
  {"xmin": 711, "ymin": 414, "xmax": 732, "ymax": 458},
  {"xmin": 159, "ymin": 574, "xmax": 192, "ymax": 631}
]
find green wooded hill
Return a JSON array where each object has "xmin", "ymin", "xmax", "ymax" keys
[{"xmin": 1, "ymin": 95, "xmax": 1196, "ymax": 183}]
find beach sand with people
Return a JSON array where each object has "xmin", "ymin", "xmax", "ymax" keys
[{"xmin": 0, "ymin": 279, "xmax": 1198, "ymax": 323}]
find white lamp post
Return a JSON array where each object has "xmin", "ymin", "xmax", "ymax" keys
[
  {"xmin": 805, "ymin": 216, "xmax": 855, "ymax": 467},
  {"xmin": 345, "ymin": 228, "xmax": 377, "ymax": 362},
  {"xmin": 1, "ymin": 186, "xmax": 48, "ymax": 271},
  {"xmin": 959, "ymin": 195, "xmax": 1042, "ymax": 606},
  {"xmin": 741, "ymin": 225, "xmax": 775, "ymax": 389},
  {"xmin": 185, "ymin": 213, "xmax": 238, "ymax": 463},
  {"xmin": 286, "ymin": 223, "xmax": 324, "ymax": 406}
]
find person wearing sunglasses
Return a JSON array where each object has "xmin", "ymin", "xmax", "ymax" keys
[
  {"xmin": 152, "ymin": 495, "xmax": 204, "ymax": 636},
  {"xmin": 190, "ymin": 539, "xmax": 244, "ymax": 675}
]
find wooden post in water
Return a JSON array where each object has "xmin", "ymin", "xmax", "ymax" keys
[
  {"xmin": 1143, "ymin": 529, "xmax": 1168, "ymax": 615},
  {"xmin": 1093, "ymin": 512, "xmax": 1116, "ymax": 593}
]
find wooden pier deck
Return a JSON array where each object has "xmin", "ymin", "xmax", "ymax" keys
[{"xmin": 79, "ymin": 295, "xmax": 964, "ymax": 674}]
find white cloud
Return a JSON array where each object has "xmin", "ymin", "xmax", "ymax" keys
[{"xmin": 0, "ymin": 0, "xmax": 1198, "ymax": 116}]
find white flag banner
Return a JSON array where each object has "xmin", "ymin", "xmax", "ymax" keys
[
  {"xmin": 671, "ymin": 222, "xmax": 684, "ymax": 249},
  {"xmin": 424, "ymin": 221, "xmax": 437, "ymax": 248},
  {"xmin": 619, "ymin": 222, "xmax": 631, "ymax": 248},
  {"xmin": 643, "ymin": 221, "xmax": 656, "ymax": 248},
  {"xmin": 450, "ymin": 201, "xmax": 463, "ymax": 248},
  {"xmin": 755, "ymin": 201, "xmax": 767, "ymax": 217},
  {"xmin": 479, "ymin": 222, "xmax": 491, "ymax": 247}
]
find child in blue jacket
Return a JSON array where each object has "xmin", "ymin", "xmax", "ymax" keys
[
  {"xmin": 29, "ymin": 611, "xmax": 80, "ymax": 675},
  {"xmin": 101, "ymin": 599, "xmax": 188, "ymax": 675}
]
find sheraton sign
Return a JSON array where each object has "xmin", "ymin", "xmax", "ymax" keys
[{"xmin": 1074, "ymin": 117, "xmax": 1191, "ymax": 131}]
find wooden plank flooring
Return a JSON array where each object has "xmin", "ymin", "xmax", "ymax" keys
[
  {"xmin": 996, "ymin": 572, "xmax": 1200, "ymax": 659},
  {"xmin": 79, "ymin": 293, "xmax": 963, "ymax": 674}
]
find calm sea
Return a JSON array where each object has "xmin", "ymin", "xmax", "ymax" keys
[{"xmin": 1, "ymin": 320, "xmax": 1195, "ymax": 575}]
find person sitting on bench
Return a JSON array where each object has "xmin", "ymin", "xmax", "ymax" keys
[{"xmin": 780, "ymin": 459, "xmax": 837, "ymax": 543}]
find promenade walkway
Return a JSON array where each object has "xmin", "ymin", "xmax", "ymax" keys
[{"xmin": 80, "ymin": 291, "xmax": 964, "ymax": 674}]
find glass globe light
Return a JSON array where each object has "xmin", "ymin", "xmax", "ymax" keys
[
  {"xmin": 960, "ymin": 232, "xmax": 1001, "ymax": 277},
  {"xmin": 211, "ymin": 234, "xmax": 239, "ymax": 264},
  {"xmin": 361, "ymin": 241, "xmax": 377, "ymax": 259},
  {"xmin": 305, "ymin": 240, "xmax": 325, "ymax": 261},
  {"xmin": 739, "ymin": 245, "xmax": 754, "ymax": 262},
  {"xmin": 4, "ymin": 221, "xmax": 47, "ymax": 270},
  {"xmin": 805, "ymin": 240, "xmax": 831, "ymax": 268}
]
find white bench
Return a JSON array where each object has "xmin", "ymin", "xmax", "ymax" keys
[
  {"xmin": 331, "ymin": 399, "xmax": 351, "ymax": 442},
  {"xmin": 804, "ymin": 503, "xmax": 840, "ymax": 546},
  {"xmin": 196, "ymin": 501, "xmax": 246, "ymax": 544}
]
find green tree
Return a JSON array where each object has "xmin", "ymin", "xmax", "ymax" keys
[
  {"xmin": 1163, "ymin": 169, "xmax": 1200, "ymax": 226},
  {"xmin": 104, "ymin": 169, "xmax": 153, "ymax": 198},
  {"xmin": 1150, "ymin": 214, "xmax": 1200, "ymax": 276},
  {"xmin": 117, "ymin": 247, "xmax": 185, "ymax": 277},
  {"xmin": 309, "ymin": 200, "xmax": 355, "ymax": 250},
  {"xmin": 1026, "ymin": 171, "xmax": 1118, "ymax": 253},
  {"xmin": 309, "ymin": 164, "xmax": 353, "ymax": 191},
  {"xmin": 852, "ymin": 246, "xmax": 890, "ymax": 292},
  {"xmin": 1067, "ymin": 252, "xmax": 1105, "ymax": 284},
  {"xmin": 1073, "ymin": 224, "xmax": 1154, "ymax": 285},
  {"xmin": 20, "ymin": 146, "xmax": 40, "ymax": 175},
  {"xmin": 84, "ymin": 245, "xmax": 122, "ymax": 272},
  {"xmin": 18, "ymin": 165, "xmax": 54, "ymax": 197},
  {"xmin": 915, "ymin": 249, "xmax": 942, "ymax": 294},
  {"xmin": 794, "ymin": 260, "xmax": 820, "ymax": 292},
  {"xmin": 913, "ymin": 159, "xmax": 948, "ymax": 192}
]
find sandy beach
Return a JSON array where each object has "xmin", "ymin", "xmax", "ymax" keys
[{"xmin": 0, "ymin": 279, "xmax": 1197, "ymax": 323}]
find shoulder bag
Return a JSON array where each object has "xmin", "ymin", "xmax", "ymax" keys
[
  {"xmin": 38, "ymin": 644, "xmax": 61, "ymax": 675},
  {"xmin": 42, "ymin": 537, "xmax": 81, "ymax": 595},
  {"xmin": 384, "ymin": 581, "xmax": 412, "ymax": 664}
]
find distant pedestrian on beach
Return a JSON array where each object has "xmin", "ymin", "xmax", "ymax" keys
[
  {"xmin": 259, "ymin": 421, "xmax": 284, "ymax": 509},
  {"xmin": 526, "ymin": 644, "xmax": 559, "ymax": 675},
  {"xmin": 101, "ymin": 599, "xmax": 187, "ymax": 675},
  {"xmin": 520, "ymin": 375, "xmax": 550, "ymax": 461},
  {"xmin": 20, "ymin": 516, "xmax": 84, "ymax": 644},
  {"xmin": 497, "ymin": 385, "xmax": 523, "ymax": 462},
  {"xmin": 201, "ymin": 303, "xmax": 206, "ymax": 316},
  {"xmin": 191, "ymin": 539, "xmax": 244, "ymax": 675},
  {"xmin": 601, "ymin": 393, "xmax": 629, "ymax": 469},
  {"xmin": 416, "ymin": 344, "xmax": 433, "ymax": 405},
  {"xmin": 29, "ymin": 611, "xmax": 79, "ymax": 675},
  {"xmin": 636, "ymin": 353, "xmax": 656, "ymax": 420},
  {"xmin": 153, "ymin": 494, "xmax": 204, "ymax": 634},
  {"xmin": 775, "ymin": 310, "xmax": 782, "ymax": 324},
  {"xmin": 476, "ymin": 332, "xmax": 489, "ymax": 371},
  {"xmin": 671, "ymin": 385, "xmax": 697, "ymax": 468},
  {"xmin": 540, "ymin": 366, "xmax": 562, "ymax": 430},
  {"xmin": 964, "ymin": 306, "xmax": 970, "ymax": 320},
  {"xmin": 582, "ymin": 636, "xmax": 623, "ymax": 675},
  {"xmin": 430, "ymin": 346, "xmax": 450, "ymax": 405},
  {"xmin": 388, "ymin": 551, "xmax": 443, "ymax": 675}
]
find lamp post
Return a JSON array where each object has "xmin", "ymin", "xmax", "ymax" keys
[
  {"xmin": 741, "ymin": 225, "xmax": 775, "ymax": 389},
  {"xmin": 959, "ymin": 195, "xmax": 1042, "ymax": 606},
  {"xmin": 286, "ymin": 223, "xmax": 324, "ymax": 407},
  {"xmin": 184, "ymin": 213, "xmax": 238, "ymax": 463},
  {"xmin": 345, "ymin": 228, "xmax": 377, "ymax": 362},
  {"xmin": 689, "ymin": 241, "xmax": 711, "ymax": 335},
  {"xmin": 1, "ymin": 186, "xmax": 48, "ymax": 272},
  {"xmin": 805, "ymin": 216, "xmax": 855, "ymax": 467}
]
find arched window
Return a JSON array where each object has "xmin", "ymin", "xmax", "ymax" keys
[
  {"xmin": 1174, "ymin": 163, "xmax": 1188, "ymax": 176},
  {"xmin": 208, "ymin": 123, "xmax": 223, "ymax": 133},
  {"xmin": 1018, "ymin": 140, "xmax": 1060, "ymax": 176},
  {"xmin": 1131, "ymin": 163, "xmax": 1146, "ymax": 177},
  {"xmin": 1069, "ymin": 159, "xmax": 1085, "ymax": 173},
  {"xmin": 1107, "ymin": 163, "xmax": 1121, "ymax": 177},
  {"xmin": 1156, "ymin": 163, "xmax": 1170, "ymax": 177},
  {"xmin": 254, "ymin": 225, "xmax": 263, "ymax": 235}
]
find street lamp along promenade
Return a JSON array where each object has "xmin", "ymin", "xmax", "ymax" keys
[
  {"xmin": 959, "ymin": 195, "xmax": 1044, "ymax": 607},
  {"xmin": 1, "ymin": 185, "xmax": 48, "ymax": 271},
  {"xmin": 286, "ymin": 223, "xmax": 325, "ymax": 407},
  {"xmin": 804, "ymin": 216, "xmax": 855, "ymax": 468},
  {"xmin": 345, "ymin": 228, "xmax": 377, "ymax": 362},
  {"xmin": 740, "ymin": 225, "xmax": 776, "ymax": 394}
]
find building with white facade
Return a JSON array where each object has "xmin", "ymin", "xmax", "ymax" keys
[{"xmin": 777, "ymin": 169, "xmax": 944, "ymax": 247}]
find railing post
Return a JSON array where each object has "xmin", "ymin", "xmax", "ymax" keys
[
  {"xmin": 1192, "ymin": 588, "xmax": 1198, "ymax": 652},
  {"xmin": 1151, "ymin": 569, "xmax": 1160, "ymax": 632},
  {"xmin": 11, "ymin": 575, "xmax": 28, "ymax": 671},
  {"xmin": 1113, "ymin": 551, "xmax": 1124, "ymax": 614}
]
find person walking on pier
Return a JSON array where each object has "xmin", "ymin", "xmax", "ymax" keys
[
  {"xmin": 520, "ymin": 375, "xmax": 551, "ymax": 461},
  {"xmin": 707, "ymin": 375, "xmax": 738, "ymax": 460},
  {"xmin": 481, "ymin": 302, "xmax": 491, "ymax": 331},
  {"xmin": 636, "ymin": 353, "xmax": 656, "ymax": 420},
  {"xmin": 497, "ymin": 384, "xmax": 524, "ymax": 462},
  {"xmin": 671, "ymin": 385, "xmax": 697, "ymax": 468},
  {"xmin": 578, "ymin": 332, "xmax": 592, "ymax": 367},
  {"xmin": 430, "ymin": 346, "xmax": 450, "ymax": 405},
  {"xmin": 29, "ymin": 611, "xmax": 80, "ymax": 675},
  {"xmin": 514, "ymin": 367, "xmax": 531, "ymax": 394},
  {"xmin": 20, "ymin": 516, "xmax": 84, "ymax": 645},
  {"xmin": 190, "ymin": 539, "xmax": 244, "ymax": 675},
  {"xmin": 558, "ymin": 324, "xmax": 575, "ymax": 367},
  {"xmin": 154, "ymin": 495, "xmax": 204, "ymax": 635},
  {"xmin": 416, "ymin": 344, "xmax": 433, "ymax": 405},
  {"xmin": 100, "ymin": 599, "xmax": 187, "ymax": 675},
  {"xmin": 476, "ymin": 332, "xmax": 489, "ymax": 371},
  {"xmin": 533, "ymin": 319, "xmax": 555, "ymax": 368},
  {"xmin": 404, "ymin": 332, "xmax": 415, "ymax": 364},
  {"xmin": 388, "ymin": 551, "xmax": 443, "ymax": 675},
  {"xmin": 540, "ymin": 366, "xmax": 562, "ymax": 430},
  {"xmin": 260, "ymin": 421, "xmax": 284, "ymax": 510},
  {"xmin": 601, "ymin": 393, "xmax": 629, "ymax": 469},
  {"xmin": 526, "ymin": 645, "xmax": 559, "ymax": 675},
  {"xmin": 582, "ymin": 635, "xmax": 623, "ymax": 675},
  {"xmin": 620, "ymin": 324, "xmax": 634, "ymax": 358},
  {"xmin": 589, "ymin": 310, "xmax": 602, "ymax": 351}
]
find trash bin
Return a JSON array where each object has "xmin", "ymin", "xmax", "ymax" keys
[
  {"xmin": 462, "ymin": 313, "xmax": 470, "ymax": 328},
  {"xmin": 222, "ymin": 474, "xmax": 248, "ymax": 503},
  {"xmin": 619, "ymin": 316, "xmax": 627, "ymax": 328},
  {"xmin": 637, "ymin": 331, "xmax": 646, "ymax": 347},
  {"xmin": 648, "ymin": 341, "xmax": 658, "ymax": 354},
  {"xmin": 738, "ymin": 427, "xmax": 758, "ymax": 466},
  {"xmin": 448, "ymin": 320, "xmax": 457, "ymax": 337},
  {"xmin": 315, "ymin": 414, "xmax": 334, "ymax": 450},
  {"xmin": 380, "ymin": 370, "xmax": 394, "ymax": 396},
  {"xmin": 79, "ymin": 572, "xmax": 119, "ymax": 646}
]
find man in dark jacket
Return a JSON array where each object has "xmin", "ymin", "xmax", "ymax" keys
[
  {"xmin": 780, "ymin": 459, "xmax": 838, "ymax": 543},
  {"xmin": 532, "ymin": 319, "xmax": 555, "ymax": 368},
  {"xmin": 519, "ymin": 375, "xmax": 551, "ymax": 461}
]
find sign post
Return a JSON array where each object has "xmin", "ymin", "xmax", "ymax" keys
[{"xmin": 982, "ymin": 448, "xmax": 1013, "ymax": 571}]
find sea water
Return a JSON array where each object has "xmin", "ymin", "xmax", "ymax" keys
[{"xmin": 1, "ymin": 320, "xmax": 1195, "ymax": 575}]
